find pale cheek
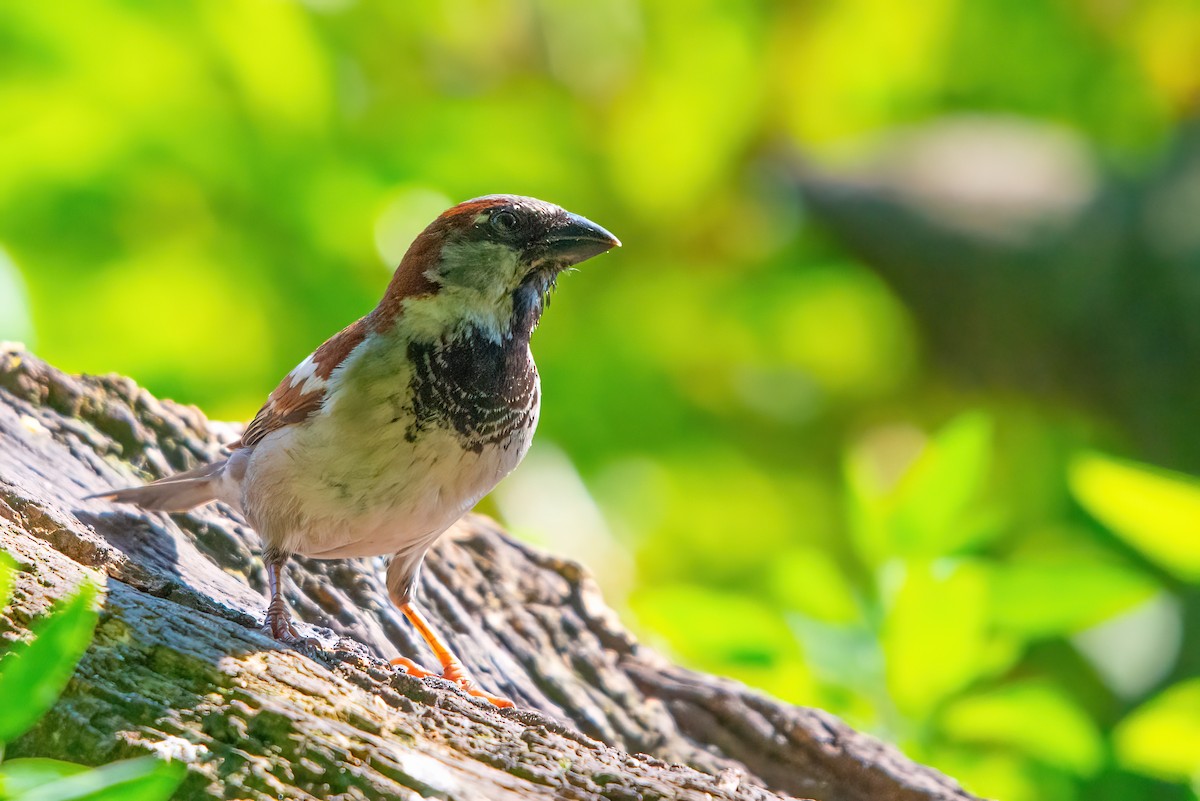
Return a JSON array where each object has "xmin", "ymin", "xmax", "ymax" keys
[{"xmin": 439, "ymin": 241, "xmax": 521, "ymax": 286}]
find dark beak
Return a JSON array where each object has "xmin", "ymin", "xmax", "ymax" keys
[{"xmin": 541, "ymin": 212, "xmax": 621, "ymax": 266}]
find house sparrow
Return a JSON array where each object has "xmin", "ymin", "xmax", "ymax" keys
[{"xmin": 90, "ymin": 195, "xmax": 620, "ymax": 707}]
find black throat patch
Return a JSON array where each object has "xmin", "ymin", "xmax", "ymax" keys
[{"xmin": 404, "ymin": 330, "xmax": 539, "ymax": 454}]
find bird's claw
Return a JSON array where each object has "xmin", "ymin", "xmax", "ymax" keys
[
  {"xmin": 260, "ymin": 610, "xmax": 321, "ymax": 654},
  {"xmin": 390, "ymin": 657, "xmax": 514, "ymax": 708},
  {"xmin": 390, "ymin": 655, "xmax": 437, "ymax": 678}
]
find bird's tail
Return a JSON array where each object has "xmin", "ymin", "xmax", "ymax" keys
[{"xmin": 87, "ymin": 458, "xmax": 229, "ymax": 512}]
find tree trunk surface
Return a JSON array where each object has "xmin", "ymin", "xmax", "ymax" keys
[{"xmin": 0, "ymin": 346, "xmax": 980, "ymax": 801}]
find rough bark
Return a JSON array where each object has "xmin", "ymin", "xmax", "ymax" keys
[{"xmin": 0, "ymin": 345, "xmax": 980, "ymax": 801}]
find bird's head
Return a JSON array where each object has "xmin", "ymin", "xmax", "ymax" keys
[{"xmin": 378, "ymin": 195, "xmax": 620, "ymax": 342}]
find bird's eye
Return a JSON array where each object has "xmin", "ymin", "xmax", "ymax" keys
[{"xmin": 490, "ymin": 210, "xmax": 519, "ymax": 234}]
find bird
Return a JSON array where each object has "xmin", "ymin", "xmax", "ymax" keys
[{"xmin": 89, "ymin": 195, "xmax": 620, "ymax": 707}]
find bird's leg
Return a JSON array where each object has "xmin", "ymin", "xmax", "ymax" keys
[
  {"xmin": 390, "ymin": 602, "xmax": 514, "ymax": 708},
  {"xmin": 259, "ymin": 549, "xmax": 312, "ymax": 647}
]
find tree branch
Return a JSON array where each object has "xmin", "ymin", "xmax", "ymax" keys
[{"xmin": 0, "ymin": 346, "xmax": 979, "ymax": 801}]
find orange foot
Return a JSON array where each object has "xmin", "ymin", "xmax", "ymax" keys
[{"xmin": 390, "ymin": 656, "xmax": 515, "ymax": 708}]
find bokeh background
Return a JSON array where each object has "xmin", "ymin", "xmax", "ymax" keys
[{"xmin": 2, "ymin": 2, "xmax": 1200, "ymax": 799}]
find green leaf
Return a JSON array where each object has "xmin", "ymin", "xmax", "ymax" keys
[
  {"xmin": 1069, "ymin": 452, "xmax": 1200, "ymax": 580},
  {"xmin": 844, "ymin": 443, "xmax": 893, "ymax": 566},
  {"xmin": 883, "ymin": 560, "xmax": 1005, "ymax": 716},
  {"xmin": 940, "ymin": 681, "xmax": 1105, "ymax": 776},
  {"xmin": 630, "ymin": 583, "xmax": 814, "ymax": 703},
  {"xmin": 631, "ymin": 583, "xmax": 799, "ymax": 667},
  {"xmin": 925, "ymin": 746, "xmax": 1050, "ymax": 801},
  {"xmin": 891, "ymin": 413, "xmax": 996, "ymax": 556},
  {"xmin": 0, "ymin": 758, "xmax": 88, "ymax": 796},
  {"xmin": 1113, "ymin": 678, "xmax": 1200, "ymax": 782},
  {"xmin": 0, "ymin": 552, "xmax": 15, "ymax": 611},
  {"xmin": 848, "ymin": 413, "xmax": 998, "ymax": 564},
  {"xmin": 10, "ymin": 757, "xmax": 185, "ymax": 801},
  {"xmin": 990, "ymin": 558, "xmax": 1157, "ymax": 636},
  {"xmin": 0, "ymin": 582, "xmax": 99, "ymax": 744},
  {"xmin": 767, "ymin": 547, "xmax": 860, "ymax": 624}
]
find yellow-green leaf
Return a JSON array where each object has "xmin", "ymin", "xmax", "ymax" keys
[
  {"xmin": 883, "ymin": 560, "xmax": 998, "ymax": 715},
  {"xmin": 940, "ymin": 681, "xmax": 1104, "ymax": 775},
  {"xmin": 891, "ymin": 413, "xmax": 995, "ymax": 556},
  {"xmin": 0, "ymin": 551, "xmax": 15, "ymax": 611},
  {"xmin": 1069, "ymin": 452, "xmax": 1200, "ymax": 581},
  {"xmin": 1113, "ymin": 678, "xmax": 1200, "ymax": 782},
  {"xmin": 0, "ymin": 582, "xmax": 99, "ymax": 744},
  {"xmin": 990, "ymin": 558, "xmax": 1156, "ymax": 636},
  {"xmin": 767, "ymin": 547, "xmax": 860, "ymax": 624},
  {"xmin": 11, "ymin": 756, "xmax": 185, "ymax": 801},
  {"xmin": 630, "ymin": 583, "xmax": 814, "ymax": 703},
  {"xmin": 0, "ymin": 758, "xmax": 88, "ymax": 796}
]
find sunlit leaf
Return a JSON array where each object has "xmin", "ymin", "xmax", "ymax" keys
[
  {"xmin": 1069, "ymin": 452, "xmax": 1200, "ymax": 580},
  {"xmin": 924, "ymin": 747, "xmax": 1047, "ymax": 801},
  {"xmin": 0, "ymin": 582, "xmax": 99, "ymax": 744},
  {"xmin": 632, "ymin": 584, "xmax": 798, "ymax": 667},
  {"xmin": 630, "ymin": 583, "xmax": 814, "ymax": 703},
  {"xmin": 851, "ymin": 414, "xmax": 999, "ymax": 564},
  {"xmin": 10, "ymin": 757, "xmax": 186, "ymax": 801},
  {"xmin": 940, "ymin": 681, "xmax": 1104, "ymax": 775},
  {"xmin": 990, "ymin": 558, "xmax": 1157, "ymax": 636},
  {"xmin": 890, "ymin": 413, "xmax": 996, "ymax": 556},
  {"xmin": 0, "ymin": 551, "xmax": 15, "ymax": 611},
  {"xmin": 767, "ymin": 547, "xmax": 860, "ymax": 624},
  {"xmin": 844, "ymin": 439, "xmax": 895, "ymax": 566},
  {"xmin": 1113, "ymin": 678, "xmax": 1200, "ymax": 782},
  {"xmin": 883, "ymin": 560, "xmax": 998, "ymax": 716},
  {"xmin": 0, "ymin": 758, "xmax": 88, "ymax": 796}
]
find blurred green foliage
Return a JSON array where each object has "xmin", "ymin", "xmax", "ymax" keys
[
  {"xmin": 1, "ymin": 2, "xmax": 1198, "ymax": 799},
  {"xmin": 0, "ymin": 554, "xmax": 187, "ymax": 800}
]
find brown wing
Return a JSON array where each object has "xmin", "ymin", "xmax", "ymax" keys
[{"xmin": 233, "ymin": 317, "xmax": 371, "ymax": 450}]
